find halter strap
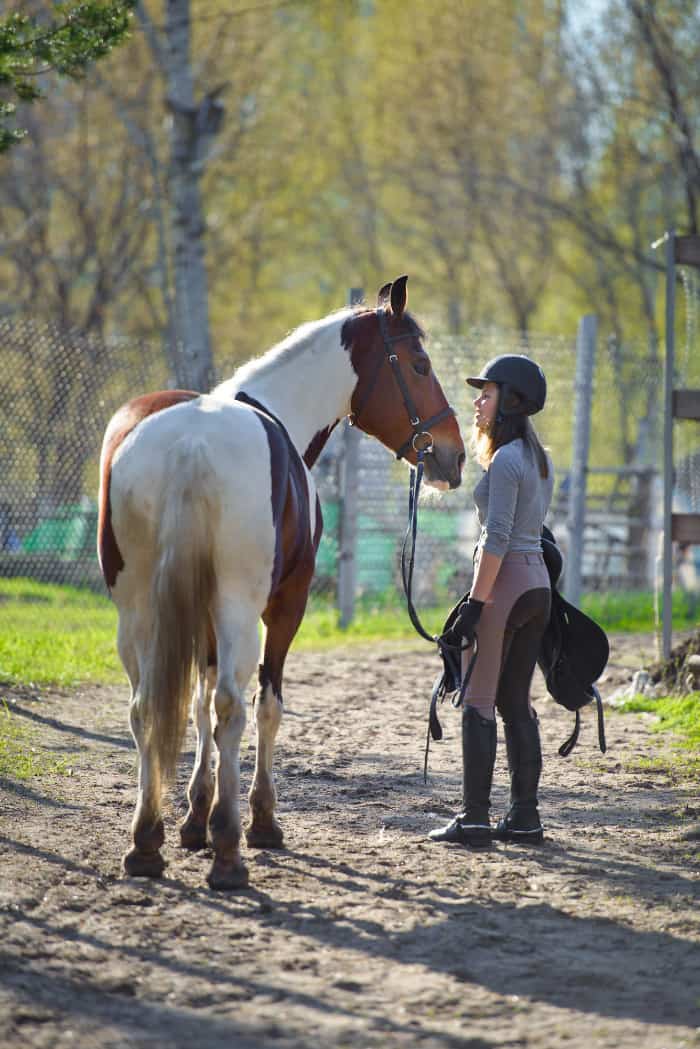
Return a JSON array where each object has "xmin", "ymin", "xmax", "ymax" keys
[{"xmin": 349, "ymin": 308, "xmax": 456, "ymax": 463}]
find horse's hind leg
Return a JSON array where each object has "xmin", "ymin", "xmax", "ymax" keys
[
  {"xmin": 118, "ymin": 612, "xmax": 166, "ymax": 878},
  {"xmin": 180, "ymin": 666, "xmax": 215, "ymax": 850},
  {"xmin": 246, "ymin": 573, "xmax": 311, "ymax": 848},
  {"xmin": 207, "ymin": 603, "xmax": 258, "ymax": 891}
]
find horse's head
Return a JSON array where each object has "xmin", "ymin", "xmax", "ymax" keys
[{"xmin": 342, "ymin": 276, "xmax": 465, "ymax": 490}]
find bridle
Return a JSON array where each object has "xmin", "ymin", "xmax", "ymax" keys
[{"xmin": 348, "ymin": 308, "xmax": 456, "ymax": 462}]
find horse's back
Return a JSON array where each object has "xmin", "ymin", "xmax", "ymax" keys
[{"xmin": 103, "ymin": 395, "xmax": 281, "ymax": 605}]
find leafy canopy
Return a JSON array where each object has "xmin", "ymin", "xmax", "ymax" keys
[{"xmin": 0, "ymin": 0, "xmax": 135, "ymax": 152}]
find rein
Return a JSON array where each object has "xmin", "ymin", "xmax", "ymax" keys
[
  {"xmin": 400, "ymin": 446, "xmax": 479, "ymax": 782},
  {"xmin": 347, "ymin": 308, "xmax": 475, "ymax": 780}
]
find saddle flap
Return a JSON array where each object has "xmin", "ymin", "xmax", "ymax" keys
[{"xmin": 555, "ymin": 593, "xmax": 610, "ymax": 685}]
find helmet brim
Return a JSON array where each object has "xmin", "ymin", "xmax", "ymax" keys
[{"xmin": 465, "ymin": 376, "xmax": 487, "ymax": 389}]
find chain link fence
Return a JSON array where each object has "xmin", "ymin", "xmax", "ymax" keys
[{"xmin": 1, "ymin": 313, "xmax": 695, "ymax": 604}]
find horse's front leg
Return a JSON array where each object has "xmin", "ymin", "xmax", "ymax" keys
[
  {"xmin": 246, "ymin": 574, "xmax": 311, "ymax": 849},
  {"xmin": 180, "ymin": 666, "xmax": 216, "ymax": 850}
]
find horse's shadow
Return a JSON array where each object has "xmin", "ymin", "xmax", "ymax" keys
[
  {"xmin": 216, "ymin": 844, "xmax": 698, "ymax": 1029},
  {"xmin": 7, "ymin": 701, "xmax": 131, "ymax": 749},
  {"xmin": 3, "ymin": 831, "xmax": 697, "ymax": 1035}
]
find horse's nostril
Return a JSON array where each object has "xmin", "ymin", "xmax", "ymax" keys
[{"xmin": 457, "ymin": 451, "xmax": 466, "ymax": 473}]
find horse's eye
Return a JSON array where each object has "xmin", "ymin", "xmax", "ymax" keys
[{"xmin": 412, "ymin": 358, "xmax": 431, "ymax": 377}]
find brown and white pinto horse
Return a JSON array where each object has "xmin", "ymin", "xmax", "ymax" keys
[{"xmin": 97, "ymin": 276, "xmax": 464, "ymax": 890}]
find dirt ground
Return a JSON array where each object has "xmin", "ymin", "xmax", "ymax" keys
[{"xmin": 1, "ymin": 633, "xmax": 698, "ymax": 1049}]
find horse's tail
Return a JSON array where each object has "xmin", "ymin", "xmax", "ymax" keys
[{"xmin": 142, "ymin": 436, "xmax": 217, "ymax": 785}]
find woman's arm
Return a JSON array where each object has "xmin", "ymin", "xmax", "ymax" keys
[
  {"xmin": 472, "ymin": 444, "xmax": 522, "ymax": 600},
  {"xmin": 470, "ymin": 550, "xmax": 503, "ymax": 602}
]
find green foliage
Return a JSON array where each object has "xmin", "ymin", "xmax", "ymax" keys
[{"xmin": 0, "ymin": 1, "xmax": 135, "ymax": 152}]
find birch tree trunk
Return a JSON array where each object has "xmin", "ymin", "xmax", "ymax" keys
[{"xmin": 165, "ymin": 0, "xmax": 215, "ymax": 391}]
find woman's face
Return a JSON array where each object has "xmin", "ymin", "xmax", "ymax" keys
[{"xmin": 473, "ymin": 381, "xmax": 499, "ymax": 431}]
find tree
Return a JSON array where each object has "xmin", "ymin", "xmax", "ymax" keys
[{"xmin": 0, "ymin": 0, "xmax": 136, "ymax": 151}]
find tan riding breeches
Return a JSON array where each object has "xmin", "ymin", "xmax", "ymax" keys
[{"xmin": 462, "ymin": 551, "xmax": 551, "ymax": 721}]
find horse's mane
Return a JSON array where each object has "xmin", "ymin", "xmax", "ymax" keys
[
  {"xmin": 214, "ymin": 303, "xmax": 425, "ymax": 399},
  {"xmin": 214, "ymin": 308, "xmax": 357, "ymax": 397}
]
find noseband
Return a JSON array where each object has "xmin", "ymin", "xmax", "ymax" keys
[{"xmin": 348, "ymin": 309, "xmax": 456, "ymax": 461}]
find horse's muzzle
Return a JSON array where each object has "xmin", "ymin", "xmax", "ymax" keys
[{"xmin": 424, "ymin": 447, "xmax": 464, "ymax": 490}]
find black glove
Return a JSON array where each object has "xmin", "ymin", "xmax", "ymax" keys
[{"xmin": 440, "ymin": 598, "xmax": 484, "ymax": 650}]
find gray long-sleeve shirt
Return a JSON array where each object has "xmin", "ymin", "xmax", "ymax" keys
[{"xmin": 474, "ymin": 438, "xmax": 554, "ymax": 557}]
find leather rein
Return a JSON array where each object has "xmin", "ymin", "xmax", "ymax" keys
[{"xmin": 348, "ymin": 308, "xmax": 477, "ymax": 779}]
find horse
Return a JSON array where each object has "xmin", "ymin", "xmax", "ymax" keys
[{"xmin": 97, "ymin": 275, "xmax": 465, "ymax": 890}]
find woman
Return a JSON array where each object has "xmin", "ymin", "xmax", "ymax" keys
[{"xmin": 430, "ymin": 354, "xmax": 553, "ymax": 847}]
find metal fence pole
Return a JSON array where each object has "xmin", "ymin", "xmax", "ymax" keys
[
  {"xmin": 337, "ymin": 288, "xmax": 364, "ymax": 628},
  {"xmin": 662, "ymin": 231, "xmax": 675, "ymax": 660},
  {"xmin": 565, "ymin": 314, "xmax": 597, "ymax": 607}
]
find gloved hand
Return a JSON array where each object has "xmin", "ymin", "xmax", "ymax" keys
[{"xmin": 440, "ymin": 598, "xmax": 484, "ymax": 649}]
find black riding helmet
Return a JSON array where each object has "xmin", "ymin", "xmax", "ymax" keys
[{"xmin": 466, "ymin": 354, "xmax": 546, "ymax": 416}]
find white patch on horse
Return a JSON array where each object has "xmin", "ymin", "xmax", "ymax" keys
[
  {"xmin": 215, "ymin": 309, "xmax": 358, "ymax": 455},
  {"xmin": 305, "ymin": 467, "xmax": 318, "ymax": 542}
]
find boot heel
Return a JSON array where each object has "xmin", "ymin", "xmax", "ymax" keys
[
  {"xmin": 498, "ymin": 716, "xmax": 544, "ymax": 844},
  {"xmin": 494, "ymin": 804, "xmax": 544, "ymax": 844},
  {"xmin": 428, "ymin": 815, "xmax": 492, "ymax": 847}
]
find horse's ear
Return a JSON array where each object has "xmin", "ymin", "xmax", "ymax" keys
[
  {"xmin": 377, "ymin": 281, "xmax": 392, "ymax": 306},
  {"xmin": 390, "ymin": 275, "xmax": 408, "ymax": 317}
]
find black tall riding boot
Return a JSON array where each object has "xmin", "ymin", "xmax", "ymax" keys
[
  {"xmin": 429, "ymin": 706, "xmax": 497, "ymax": 847},
  {"xmin": 493, "ymin": 715, "xmax": 544, "ymax": 844}
]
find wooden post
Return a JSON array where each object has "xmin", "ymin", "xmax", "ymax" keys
[
  {"xmin": 657, "ymin": 230, "xmax": 700, "ymax": 657},
  {"xmin": 337, "ymin": 288, "xmax": 364, "ymax": 628},
  {"xmin": 565, "ymin": 315, "xmax": 597, "ymax": 607},
  {"xmin": 662, "ymin": 232, "xmax": 676, "ymax": 660}
]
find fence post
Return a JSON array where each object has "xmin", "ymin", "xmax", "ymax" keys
[
  {"xmin": 565, "ymin": 314, "xmax": 597, "ymax": 606},
  {"xmin": 337, "ymin": 288, "xmax": 364, "ymax": 628},
  {"xmin": 661, "ymin": 231, "xmax": 676, "ymax": 660}
]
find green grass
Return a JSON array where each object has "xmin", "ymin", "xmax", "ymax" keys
[
  {"xmin": 580, "ymin": 588, "xmax": 698, "ymax": 633},
  {"xmin": 617, "ymin": 693, "xmax": 700, "ymax": 752},
  {"xmin": 0, "ymin": 578, "xmax": 697, "ymax": 688},
  {"xmin": 0, "ymin": 580, "xmax": 448, "ymax": 687},
  {"xmin": 0, "ymin": 700, "xmax": 74, "ymax": 779},
  {"xmin": 295, "ymin": 591, "xmax": 445, "ymax": 647},
  {"xmin": 0, "ymin": 578, "xmax": 122, "ymax": 686},
  {"xmin": 616, "ymin": 693, "xmax": 700, "ymax": 778}
]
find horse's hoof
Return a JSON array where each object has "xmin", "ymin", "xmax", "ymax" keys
[
  {"xmin": 207, "ymin": 857, "xmax": 249, "ymax": 891},
  {"xmin": 122, "ymin": 847, "xmax": 165, "ymax": 879},
  {"xmin": 179, "ymin": 815, "xmax": 208, "ymax": 851},
  {"xmin": 245, "ymin": 819, "xmax": 284, "ymax": 849}
]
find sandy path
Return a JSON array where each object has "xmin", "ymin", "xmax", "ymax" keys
[{"xmin": 1, "ymin": 634, "xmax": 698, "ymax": 1049}]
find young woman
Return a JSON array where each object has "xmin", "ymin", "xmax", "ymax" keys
[{"xmin": 430, "ymin": 354, "xmax": 553, "ymax": 847}]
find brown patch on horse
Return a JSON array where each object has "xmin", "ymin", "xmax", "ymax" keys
[
  {"xmin": 234, "ymin": 392, "xmax": 318, "ymax": 596},
  {"xmin": 98, "ymin": 390, "xmax": 198, "ymax": 589},
  {"xmin": 312, "ymin": 493, "xmax": 323, "ymax": 553},
  {"xmin": 303, "ymin": 424, "xmax": 337, "ymax": 468},
  {"xmin": 341, "ymin": 309, "xmax": 464, "ymax": 480}
]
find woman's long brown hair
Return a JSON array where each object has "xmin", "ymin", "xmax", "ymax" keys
[{"xmin": 471, "ymin": 389, "xmax": 549, "ymax": 478}]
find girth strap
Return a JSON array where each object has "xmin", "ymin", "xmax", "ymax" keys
[{"xmin": 558, "ymin": 684, "xmax": 607, "ymax": 757}]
